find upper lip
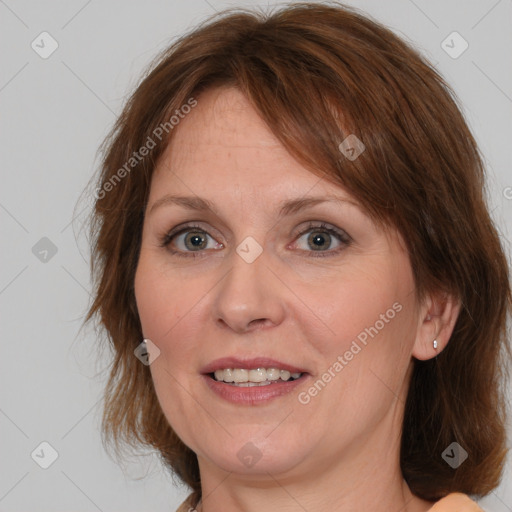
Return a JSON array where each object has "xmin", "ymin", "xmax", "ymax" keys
[{"xmin": 200, "ymin": 357, "xmax": 308, "ymax": 375}]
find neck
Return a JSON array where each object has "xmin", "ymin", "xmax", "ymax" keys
[
  {"xmin": 194, "ymin": 409, "xmax": 436, "ymax": 512},
  {"xmin": 195, "ymin": 463, "xmax": 434, "ymax": 512}
]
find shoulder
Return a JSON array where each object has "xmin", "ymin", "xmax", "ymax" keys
[{"xmin": 428, "ymin": 493, "xmax": 485, "ymax": 511}]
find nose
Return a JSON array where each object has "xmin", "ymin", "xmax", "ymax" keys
[{"xmin": 211, "ymin": 246, "xmax": 286, "ymax": 334}]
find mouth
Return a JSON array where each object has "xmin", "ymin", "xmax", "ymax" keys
[
  {"xmin": 209, "ymin": 367, "xmax": 304, "ymax": 387},
  {"xmin": 201, "ymin": 357, "xmax": 309, "ymax": 403}
]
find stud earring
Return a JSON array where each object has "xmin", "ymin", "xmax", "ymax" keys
[{"xmin": 433, "ymin": 339, "xmax": 438, "ymax": 349}]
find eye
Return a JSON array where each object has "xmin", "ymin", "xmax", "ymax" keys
[
  {"xmin": 160, "ymin": 221, "xmax": 351, "ymax": 259},
  {"xmin": 160, "ymin": 223, "xmax": 223, "ymax": 257},
  {"xmin": 292, "ymin": 222, "xmax": 351, "ymax": 257}
]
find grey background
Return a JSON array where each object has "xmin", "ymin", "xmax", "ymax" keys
[{"xmin": 1, "ymin": 0, "xmax": 511, "ymax": 511}]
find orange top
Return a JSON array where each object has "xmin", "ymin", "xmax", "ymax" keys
[
  {"xmin": 175, "ymin": 492, "xmax": 484, "ymax": 511},
  {"xmin": 428, "ymin": 492, "xmax": 484, "ymax": 511}
]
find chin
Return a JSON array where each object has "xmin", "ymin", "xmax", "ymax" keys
[{"xmin": 194, "ymin": 429, "xmax": 312, "ymax": 477}]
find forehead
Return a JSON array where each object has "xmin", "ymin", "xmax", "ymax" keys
[
  {"xmin": 175, "ymin": 86, "xmax": 277, "ymax": 145},
  {"xmin": 151, "ymin": 86, "xmax": 342, "ymax": 198}
]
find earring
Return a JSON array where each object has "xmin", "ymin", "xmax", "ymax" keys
[{"xmin": 433, "ymin": 339, "xmax": 438, "ymax": 349}]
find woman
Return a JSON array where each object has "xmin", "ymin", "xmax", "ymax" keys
[{"xmin": 85, "ymin": 3, "xmax": 511, "ymax": 511}]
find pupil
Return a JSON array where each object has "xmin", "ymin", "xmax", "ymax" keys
[
  {"xmin": 187, "ymin": 232, "xmax": 205, "ymax": 249},
  {"xmin": 309, "ymin": 232, "xmax": 330, "ymax": 250}
]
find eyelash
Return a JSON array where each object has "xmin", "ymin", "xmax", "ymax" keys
[{"xmin": 159, "ymin": 222, "xmax": 352, "ymax": 259}]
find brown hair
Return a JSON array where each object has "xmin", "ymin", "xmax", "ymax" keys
[{"xmin": 83, "ymin": 1, "xmax": 511, "ymax": 504}]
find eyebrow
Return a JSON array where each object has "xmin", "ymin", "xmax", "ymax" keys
[{"xmin": 147, "ymin": 194, "xmax": 359, "ymax": 218}]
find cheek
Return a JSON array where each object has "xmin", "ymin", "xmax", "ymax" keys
[
  {"xmin": 135, "ymin": 253, "xmax": 189, "ymax": 336},
  {"xmin": 305, "ymin": 268, "xmax": 401, "ymax": 346},
  {"xmin": 305, "ymin": 257, "xmax": 416, "ymax": 387},
  {"xmin": 134, "ymin": 255, "xmax": 210, "ymax": 370}
]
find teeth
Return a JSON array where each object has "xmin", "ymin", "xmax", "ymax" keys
[
  {"xmin": 248, "ymin": 368, "xmax": 267, "ymax": 382},
  {"xmin": 233, "ymin": 369, "xmax": 249, "ymax": 383},
  {"xmin": 236, "ymin": 381, "xmax": 272, "ymax": 387},
  {"xmin": 223, "ymin": 368, "xmax": 234, "ymax": 382},
  {"xmin": 266, "ymin": 368, "xmax": 281, "ymax": 381},
  {"xmin": 213, "ymin": 368, "xmax": 303, "ymax": 384}
]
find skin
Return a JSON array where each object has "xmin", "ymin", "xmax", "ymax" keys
[{"xmin": 134, "ymin": 86, "xmax": 460, "ymax": 512}]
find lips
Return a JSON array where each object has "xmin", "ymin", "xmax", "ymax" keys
[
  {"xmin": 200, "ymin": 357, "xmax": 308, "ymax": 375},
  {"xmin": 200, "ymin": 357, "xmax": 310, "ymax": 404}
]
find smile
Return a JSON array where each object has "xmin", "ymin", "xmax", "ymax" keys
[{"xmin": 212, "ymin": 368, "xmax": 303, "ymax": 386}]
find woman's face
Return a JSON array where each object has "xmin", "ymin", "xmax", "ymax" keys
[{"xmin": 134, "ymin": 86, "xmax": 429, "ymax": 479}]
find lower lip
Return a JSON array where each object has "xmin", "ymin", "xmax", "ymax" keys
[{"xmin": 203, "ymin": 374, "xmax": 307, "ymax": 405}]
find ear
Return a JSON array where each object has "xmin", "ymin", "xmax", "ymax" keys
[{"xmin": 412, "ymin": 290, "xmax": 461, "ymax": 361}]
